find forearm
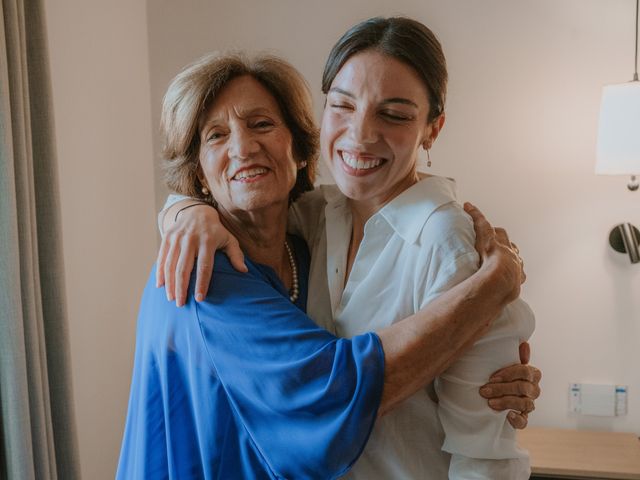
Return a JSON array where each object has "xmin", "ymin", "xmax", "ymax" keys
[{"xmin": 376, "ymin": 266, "xmax": 507, "ymax": 416}]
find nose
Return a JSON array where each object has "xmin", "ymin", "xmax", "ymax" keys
[
  {"xmin": 349, "ymin": 110, "xmax": 378, "ymax": 145},
  {"xmin": 228, "ymin": 127, "xmax": 259, "ymax": 160}
]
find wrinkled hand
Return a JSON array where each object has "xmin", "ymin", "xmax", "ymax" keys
[
  {"xmin": 480, "ymin": 342, "xmax": 542, "ymax": 429},
  {"xmin": 156, "ymin": 204, "xmax": 246, "ymax": 306},
  {"xmin": 464, "ymin": 202, "xmax": 525, "ymax": 304}
]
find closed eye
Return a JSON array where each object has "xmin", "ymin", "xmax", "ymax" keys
[
  {"xmin": 380, "ymin": 111, "xmax": 413, "ymax": 122},
  {"xmin": 331, "ymin": 103, "xmax": 353, "ymax": 110}
]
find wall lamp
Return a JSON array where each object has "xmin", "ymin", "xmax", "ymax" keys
[{"xmin": 595, "ymin": 0, "xmax": 640, "ymax": 263}]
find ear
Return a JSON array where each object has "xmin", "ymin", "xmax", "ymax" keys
[{"xmin": 422, "ymin": 113, "xmax": 446, "ymax": 150}]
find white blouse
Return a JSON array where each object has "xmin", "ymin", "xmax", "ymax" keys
[{"xmin": 289, "ymin": 176, "xmax": 534, "ymax": 479}]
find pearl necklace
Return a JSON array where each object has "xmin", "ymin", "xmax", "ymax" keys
[{"xmin": 284, "ymin": 240, "xmax": 299, "ymax": 303}]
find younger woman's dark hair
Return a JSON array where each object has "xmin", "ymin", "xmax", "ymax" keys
[{"xmin": 322, "ymin": 16, "xmax": 447, "ymax": 123}]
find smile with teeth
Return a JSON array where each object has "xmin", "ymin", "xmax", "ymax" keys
[
  {"xmin": 340, "ymin": 151, "xmax": 384, "ymax": 170},
  {"xmin": 231, "ymin": 167, "xmax": 268, "ymax": 181}
]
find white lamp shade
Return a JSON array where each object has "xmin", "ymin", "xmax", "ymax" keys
[{"xmin": 595, "ymin": 82, "xmax": 640, "ymax": 175}]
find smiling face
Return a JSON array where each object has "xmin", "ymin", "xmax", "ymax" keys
[
  {"xmin": 197, "ymin": 75, "xmax": 298, "ymax": 216},
  {"xmin": 321, "ymin": 49, "xmax": 443, "ymax": 206}
]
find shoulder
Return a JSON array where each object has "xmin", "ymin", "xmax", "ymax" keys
[
  {"xmin": 290, "ymin": 188, "xmax": 327, "ymax": 216},
  {"xmin": 288, "ymin": 188, "xmax": 328, "ymax": 245},
  {"xmin": 185, "ymin": 251, "xmax": 262, "ymax": 306},
  {"xmin": 136, "ymin": 266, "xmax": 200, "ymax": 345},
  {"xmin": 419, "ymin": 201, "xmax": 476, "ymax": 260},
  {"xmin": 425, "ymin": 201, "xmax": 473, "ymax": 238},
  {"xmin": 210, "ymin": 250, "xmax": 240, "ymax": 275},
  {"xmin": 197, "ymin": 249, "xmax": 303, "ymax": 307},
  {"xmin": 411, "ymin": 202, "xmax": 480, "ymax": 299}
]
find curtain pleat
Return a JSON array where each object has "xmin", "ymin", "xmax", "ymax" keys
[{"xmin": 0, "ymin": 0, "xmax": 80, "ymax": 478}]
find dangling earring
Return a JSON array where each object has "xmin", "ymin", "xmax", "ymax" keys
[{"xmin": 426, "ymin": 148, "xmax": 432, "ymax": 168}]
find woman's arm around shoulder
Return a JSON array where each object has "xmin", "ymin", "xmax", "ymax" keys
[{"xmin": 156, "ymin": 196, "xmax": 247, "ymax": 306}]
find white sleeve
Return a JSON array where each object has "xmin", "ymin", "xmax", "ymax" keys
[
  {"xmin": 438, "ymin": 298, "xmax": 534, "ymax": 479},
  {"xmin": 157, "ymin": 193, "xmax": 191, "ymax": 235},
  {"xmin": 417, "ymin": 206, "xmax": 534, "ymax": 480}
]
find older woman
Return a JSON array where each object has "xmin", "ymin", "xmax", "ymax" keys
[
  {"xmin": 117, "ymin": 53, "xmax": 523, "ymax": 479},
  {"xmin": 157, "ymin": 17, "xmax": 540, "ymax": 479}
]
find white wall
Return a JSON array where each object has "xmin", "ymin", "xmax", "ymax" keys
[
  {"xmin": 148, "ymin": 0, "xmax": 640, "ymax": 433},
  {"xmin": 45, "ymin": 0, "xmax": 156, "ymax": 478}
]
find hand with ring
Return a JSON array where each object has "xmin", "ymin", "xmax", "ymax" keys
[{"xmin": 480, "ymin": 342, "xmax": 542, "ymax": 429}]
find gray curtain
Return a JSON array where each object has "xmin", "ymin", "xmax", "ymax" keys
[{"xmin": 0, "ymin": 0, "xmax": 80, "ymax": 478}]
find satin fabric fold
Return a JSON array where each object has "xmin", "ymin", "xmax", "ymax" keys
[{"xmin": 117, "ymin": 237, "xmax": 384, "ymax": 479}]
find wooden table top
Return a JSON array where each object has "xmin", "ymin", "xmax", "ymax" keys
[{"xmin": 518, "ymin": 427, "xmax": 640, "ymax": 479}]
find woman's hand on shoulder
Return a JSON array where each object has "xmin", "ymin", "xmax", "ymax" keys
[
  {"xmin": 479, "ymin": 342, "xmax": 542, "ymax": 429},
  {"xmin": 156, "ymin": 200, "xmax": 246, "ymax": 307},
  {"xmin": 463, "ymin": 202, "xmax": 525, "ymax": 305}
]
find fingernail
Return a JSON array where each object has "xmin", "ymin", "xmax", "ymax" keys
[
  {"xmin": 508, "ymin": 411, "xmax": 517, "ymax": 420},
  {"xmin": 196, "ymin": 293, "xmax": 204, "ymax": 302},
  {"xmin": 489, "ymin": 376, "xmax": 503, "ymax": 383},
  {"xmin": 480, "ymin": 387, "xmax": 492, "ymax": 397},
  {"xmin": 488, "ymin": 399, "xmax": 499, "ymax": 408}
]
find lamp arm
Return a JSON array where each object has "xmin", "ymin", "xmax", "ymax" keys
[{"xmin": 618, "ymin": 223, "xmax": 640, "ymax": 263}]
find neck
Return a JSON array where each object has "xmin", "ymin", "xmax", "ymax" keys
[
  {"xmin": 344, "ymin": 171, "xmax": 420, "ymax": 283},
  {"xmin": 348, "ymin": 170, "xmax": 420, "ymax": 237},
  {"xmin": 219, "ymin": 202, "xmax": 290, "ymax": 281}
]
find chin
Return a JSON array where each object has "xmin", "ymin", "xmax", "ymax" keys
[
  {"xmin": 239, "ymin": 194, "xmax": 288, "ymax": 212},
  {"xmin": 333, "ymin": 178, "xmax": 372, "ymax": 203}
]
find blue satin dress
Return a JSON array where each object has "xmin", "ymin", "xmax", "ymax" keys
[{"xmin": 116, "ymin": 236, "xmax": 384, "ymax": 479}]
